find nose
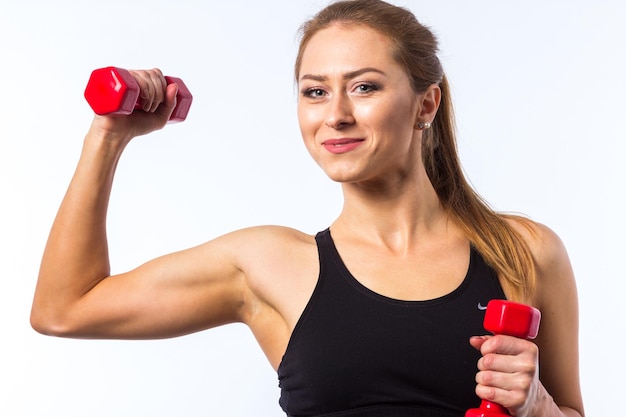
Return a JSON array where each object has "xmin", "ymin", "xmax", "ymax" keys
[{"xmin": 325, "ymin": 93, "xmax": 355, "ymax": 129}]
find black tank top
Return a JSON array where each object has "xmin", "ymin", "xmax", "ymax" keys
[{"xmin": 277, "ymin": 229, "xmax": 507, "ymax": 417}]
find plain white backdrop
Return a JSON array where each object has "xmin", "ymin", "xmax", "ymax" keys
[{"xmin": 1, "ymin": 0, "xmax": 624, "ymax": 415}]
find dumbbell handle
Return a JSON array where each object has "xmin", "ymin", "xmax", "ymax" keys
[
  {"xmin": 84, "ymin": 66, "xmax": 192, "ymax": 122},
  {"xmin": 465, "ymin": 300, "xmax": 541, "ymax": 417}
]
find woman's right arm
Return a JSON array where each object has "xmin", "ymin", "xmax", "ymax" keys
[{"xmin": 30, "ymin": 69, "xmax": 252, "ymax": 339}]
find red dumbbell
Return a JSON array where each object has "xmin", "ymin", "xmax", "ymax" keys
[
  {"xmin": 465, "ymin": 300, "xmax": 541, "ymax": 417},
  {"xmin": 84, "ymin": 66, "xmax": 192, "ymax": 122}
]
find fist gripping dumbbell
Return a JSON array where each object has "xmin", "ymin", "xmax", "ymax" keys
[
  {"xmin": 465, "ymin": 300, "xmax": 541, "ymax": 417},
  {"xmin": 84, "ymin": 66, "xmax": 193, "ymax": 122}
]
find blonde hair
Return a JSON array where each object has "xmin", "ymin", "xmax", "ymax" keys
[{"xmin": 295, "ymin": 0, "xmax": 536, "ymax": 301}]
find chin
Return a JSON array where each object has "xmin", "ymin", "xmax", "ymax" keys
[
  {"xmin": 316, "ymin": 159, "xmax": 374, "ymax": 184},
  {"xmin": 317, "ymin": 163, "xmax": 351, "ymax": 181},
  {"xmin": 324, "ymin": 169, "xmax": 367, "ymax": 184}
]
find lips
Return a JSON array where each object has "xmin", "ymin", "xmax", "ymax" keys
[{"xmin": 322, "ymin": 138, "xmax": 364, "ymax": 154}]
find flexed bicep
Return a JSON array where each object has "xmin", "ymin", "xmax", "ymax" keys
[{"xmin": 34, "ymin": 235, "xmax": 248, "ymax": 339}]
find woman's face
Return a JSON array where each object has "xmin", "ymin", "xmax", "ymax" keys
[{"xmin": 297, "ymin": 23, "xmax": 424, "ymax": 186}]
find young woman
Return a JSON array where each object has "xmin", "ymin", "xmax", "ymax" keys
[{"xmin": 31, "ymin": 0, "xmax": 584, "ymax": 416}]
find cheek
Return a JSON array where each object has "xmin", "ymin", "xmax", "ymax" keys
[
  {"xmin": 297, "ymin": 105, "xmax": 318, "ymax": 155},
  {"xmin": 358, "ymin": 100, "xmax": 415, "ymax": 138},
  {"xmin": 297, "ymin": 103, "xmax": 326, "ymax": 145},
  {"xmin": 297, "ymin": 104, "xmax": 314, "ymax": 136}
]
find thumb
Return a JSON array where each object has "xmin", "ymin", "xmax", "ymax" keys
[
  {"xmin": 469, "ymin": 335, "xmax": 491, "ymax": 351},
  {"xmin": 157, "ymin": 83, "xmax": 178, "ymax": 120}
]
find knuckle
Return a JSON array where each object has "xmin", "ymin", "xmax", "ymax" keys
[
  {"xmin": 528, "ymin": 342, "xmax": 539, "ymax": 357},
  {"xmin": 482, "ymin": 335, "xmax": 503, "ymax": 354},
  {"xmin": 509, "ymin": 390, "xmax": 526, "ymax": 408},
  {"xmin": 491, "ymin": 334, "xmax": 507, "ymax": 350},
  {"xmin": 520, "ymin": 360, "xmax": 536, "ymax": 375},
  {"xmin": 482, "ymin": 386, "xmax": 497, "ymax": 401},
  {"xmin": 482, "ymin": 353, "xmax": 497, "ymax": 368},
  {"xmin": 482, "ymin": 370, "xmax": 496, "ymax": 385},
  {"xmin": 517, "ymin": 351, "xmax": 537, "ymax": 374},
  {"xmin": 517, "ymin": 374, "xmax": 533, "ymax": 392}
]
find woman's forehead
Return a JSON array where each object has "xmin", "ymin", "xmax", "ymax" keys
[{"xmin": 298, "ymin": 24, "xmax": 399, "ymax": 79}]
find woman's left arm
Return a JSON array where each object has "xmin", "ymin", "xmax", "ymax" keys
[
  {"xmin": 471, "ymin": 221, "xmax": 585, "ymax": 417},
  {"xmin": 529, "ymin": 222, "xmax": 584, "ymax": 416}
]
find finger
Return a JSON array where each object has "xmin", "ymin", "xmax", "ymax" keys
[
  {"xmin": 480, "ymin": 334, "xmax": 532, "ymax": 356},
  {"xmin": 132, "ymin": 69, "xmax": 165, "ymax": 112},
  {"xmin": 133, "ymin": 71, "xmax": 154, "ymax": 112},
  {"xmin": 146, "ymin": 68, "xmax": 166, "ymax": 112},
  {"xmin": 474, "ymin": 382, "xmax": 516, "ymax": 409},
  {"xmin": 478, "ymin": 348, "xmax": 538, "ymax": 374},
  {"xmin": 476, "ymin": 368, "xmax": 534, "ymax": 392},
  {"xmin": 154, "ymin": 83, "xmax": 178, "ymax": 121},
  {"xmin": 469, "ymin": 335, "xmax": 491, "ymax": 351},
  {"xmin": 475, "ymin": 371, "xmax": 532, "ymax": 411}
]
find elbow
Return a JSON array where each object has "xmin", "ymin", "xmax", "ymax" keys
[
  {"xmin": 30, "ymin": 310, "xmax": 57, "ymax": 336},
  {"xmin": 30, "ymin": 305, "xmax": 74, "ymax": 337},
  {"xmin": 30, "ymin": 284, "xmax": 83, "ymax": 337}
]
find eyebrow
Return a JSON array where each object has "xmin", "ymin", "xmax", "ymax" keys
[{"xmin": 299, "ymin": 67, "xmax": 386, "ymax": 83}]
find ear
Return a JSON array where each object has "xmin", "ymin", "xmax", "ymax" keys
[{"xmin": 414, "ymin": 84, "xmax": 441, "ymax": 129}]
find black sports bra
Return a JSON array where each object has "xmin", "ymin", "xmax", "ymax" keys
[{"xmin": 277, "ymin": 229, "xmax": 507, "ymax": 416}]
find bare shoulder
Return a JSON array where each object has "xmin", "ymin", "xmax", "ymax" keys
[
  {"xmin": 504, "ymin": 216, "xmax": 576, "ymax": 309},
  {"xmin": 504, "ymin": 217, "xmax": 569, "ymax": 267},
  {"xmin": 220, "ymin": 225, "xmax": 320, "ymax": 318},
  {"xmin": 226, "ymin": 224, "xmax": 315, "ymax": 246},
  {"xmin": 220, "ymin": 225, "xmax": 317, "ymax": 266}
]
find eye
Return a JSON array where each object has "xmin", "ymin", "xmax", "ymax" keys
[
  {"xmin": 301, "ymin": 87, "xmax": 327, "ymax": 99},
  {"xmin": 354, "ymin": 83, "xmax": 379, "ymax": 94}
]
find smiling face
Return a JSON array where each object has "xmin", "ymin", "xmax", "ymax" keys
[{"xmin": 297, "ymin": 23, "xmax": 429, "ymax": 186}]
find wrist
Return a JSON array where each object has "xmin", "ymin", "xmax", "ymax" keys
[
  {"xmin": 527, "ymin": 384, "xmax": 564, "ymax": 417},
  {"xmin": 75, "ymin": 124, "xmax": 133, "ymax": 185},
  {"xmin": 84, "ymin": 119, "xmax": 133, "ymax": 156}
]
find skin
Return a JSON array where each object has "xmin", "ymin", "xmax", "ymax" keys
[{"xmin": 31, "ymin": 23, "xmax": 584, "ymax": 417}]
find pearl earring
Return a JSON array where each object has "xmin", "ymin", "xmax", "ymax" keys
[{"xmin": 417, "ymin": 121, "xmax": 431, "ymax": 130}]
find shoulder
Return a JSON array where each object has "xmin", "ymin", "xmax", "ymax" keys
[
  {"xmin": 220, "ymin": 225, "xmax": 317, "ymax": 258},
  {"xmin": 504, "ymin": 216, "xmax": 576, "ymax": 308},
  {"xmin": 206, "ymin": 225, "xmax": 318, "ymax": 280},
  {"xmin": 504, "ymin": 217, "xmax": 568, "ymax": 265},
  {"xmin": 503, "ymin": 217, "xmax": 571, "ymax": 276},
  {"xmin": 221, "ymin": 224, "xmax": 320, "ymax": 312},
  {"xmin": 183, "ymin": 225, "xmax": 315, "ymax": 276}
]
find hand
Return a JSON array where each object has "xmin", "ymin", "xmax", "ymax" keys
[
  {"xmin": 89, "ymin": 68, "xmax": 179, "ymax": 143},
  {"xmin": 470, "ymin": 335, "xmax": 540, "ymax": 417}
]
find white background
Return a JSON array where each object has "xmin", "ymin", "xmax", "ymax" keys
[{"xmin": 1, "ymin": 0, "xmax": 624, "ymax": 416}]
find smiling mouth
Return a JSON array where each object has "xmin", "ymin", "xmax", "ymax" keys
[
  {"xmin": 323, "ymin": 138, "xmax": 364, "ymax": 146},
  {"xmin": 322, "ymin": 138, "xmax": 364, "ymax": 154}
]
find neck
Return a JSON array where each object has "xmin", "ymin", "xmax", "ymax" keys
[{"xmin": 332, "ymin": 165, "xmax": 453, "ymax": 253}]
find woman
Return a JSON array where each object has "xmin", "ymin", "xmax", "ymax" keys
[{"xmin": 31, "ymin": 0, "xmax": 584, "ymax": 416}]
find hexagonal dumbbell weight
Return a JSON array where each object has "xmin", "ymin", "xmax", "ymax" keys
[
  {"xmin": 465, "ymin": 300, "xmax": 541, "ymax": 417},
  {"xmin": 84, "ymin": 66, "xmax": 192, "ymax": 122}
]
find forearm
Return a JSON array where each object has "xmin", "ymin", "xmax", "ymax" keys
[
  {"xmin": 31, "ymin": 127, "xmax": 130, "ymax": 334},
  {"xmin": 534, "ymin": 401, "xmax": 583, "ymax": 417}
]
